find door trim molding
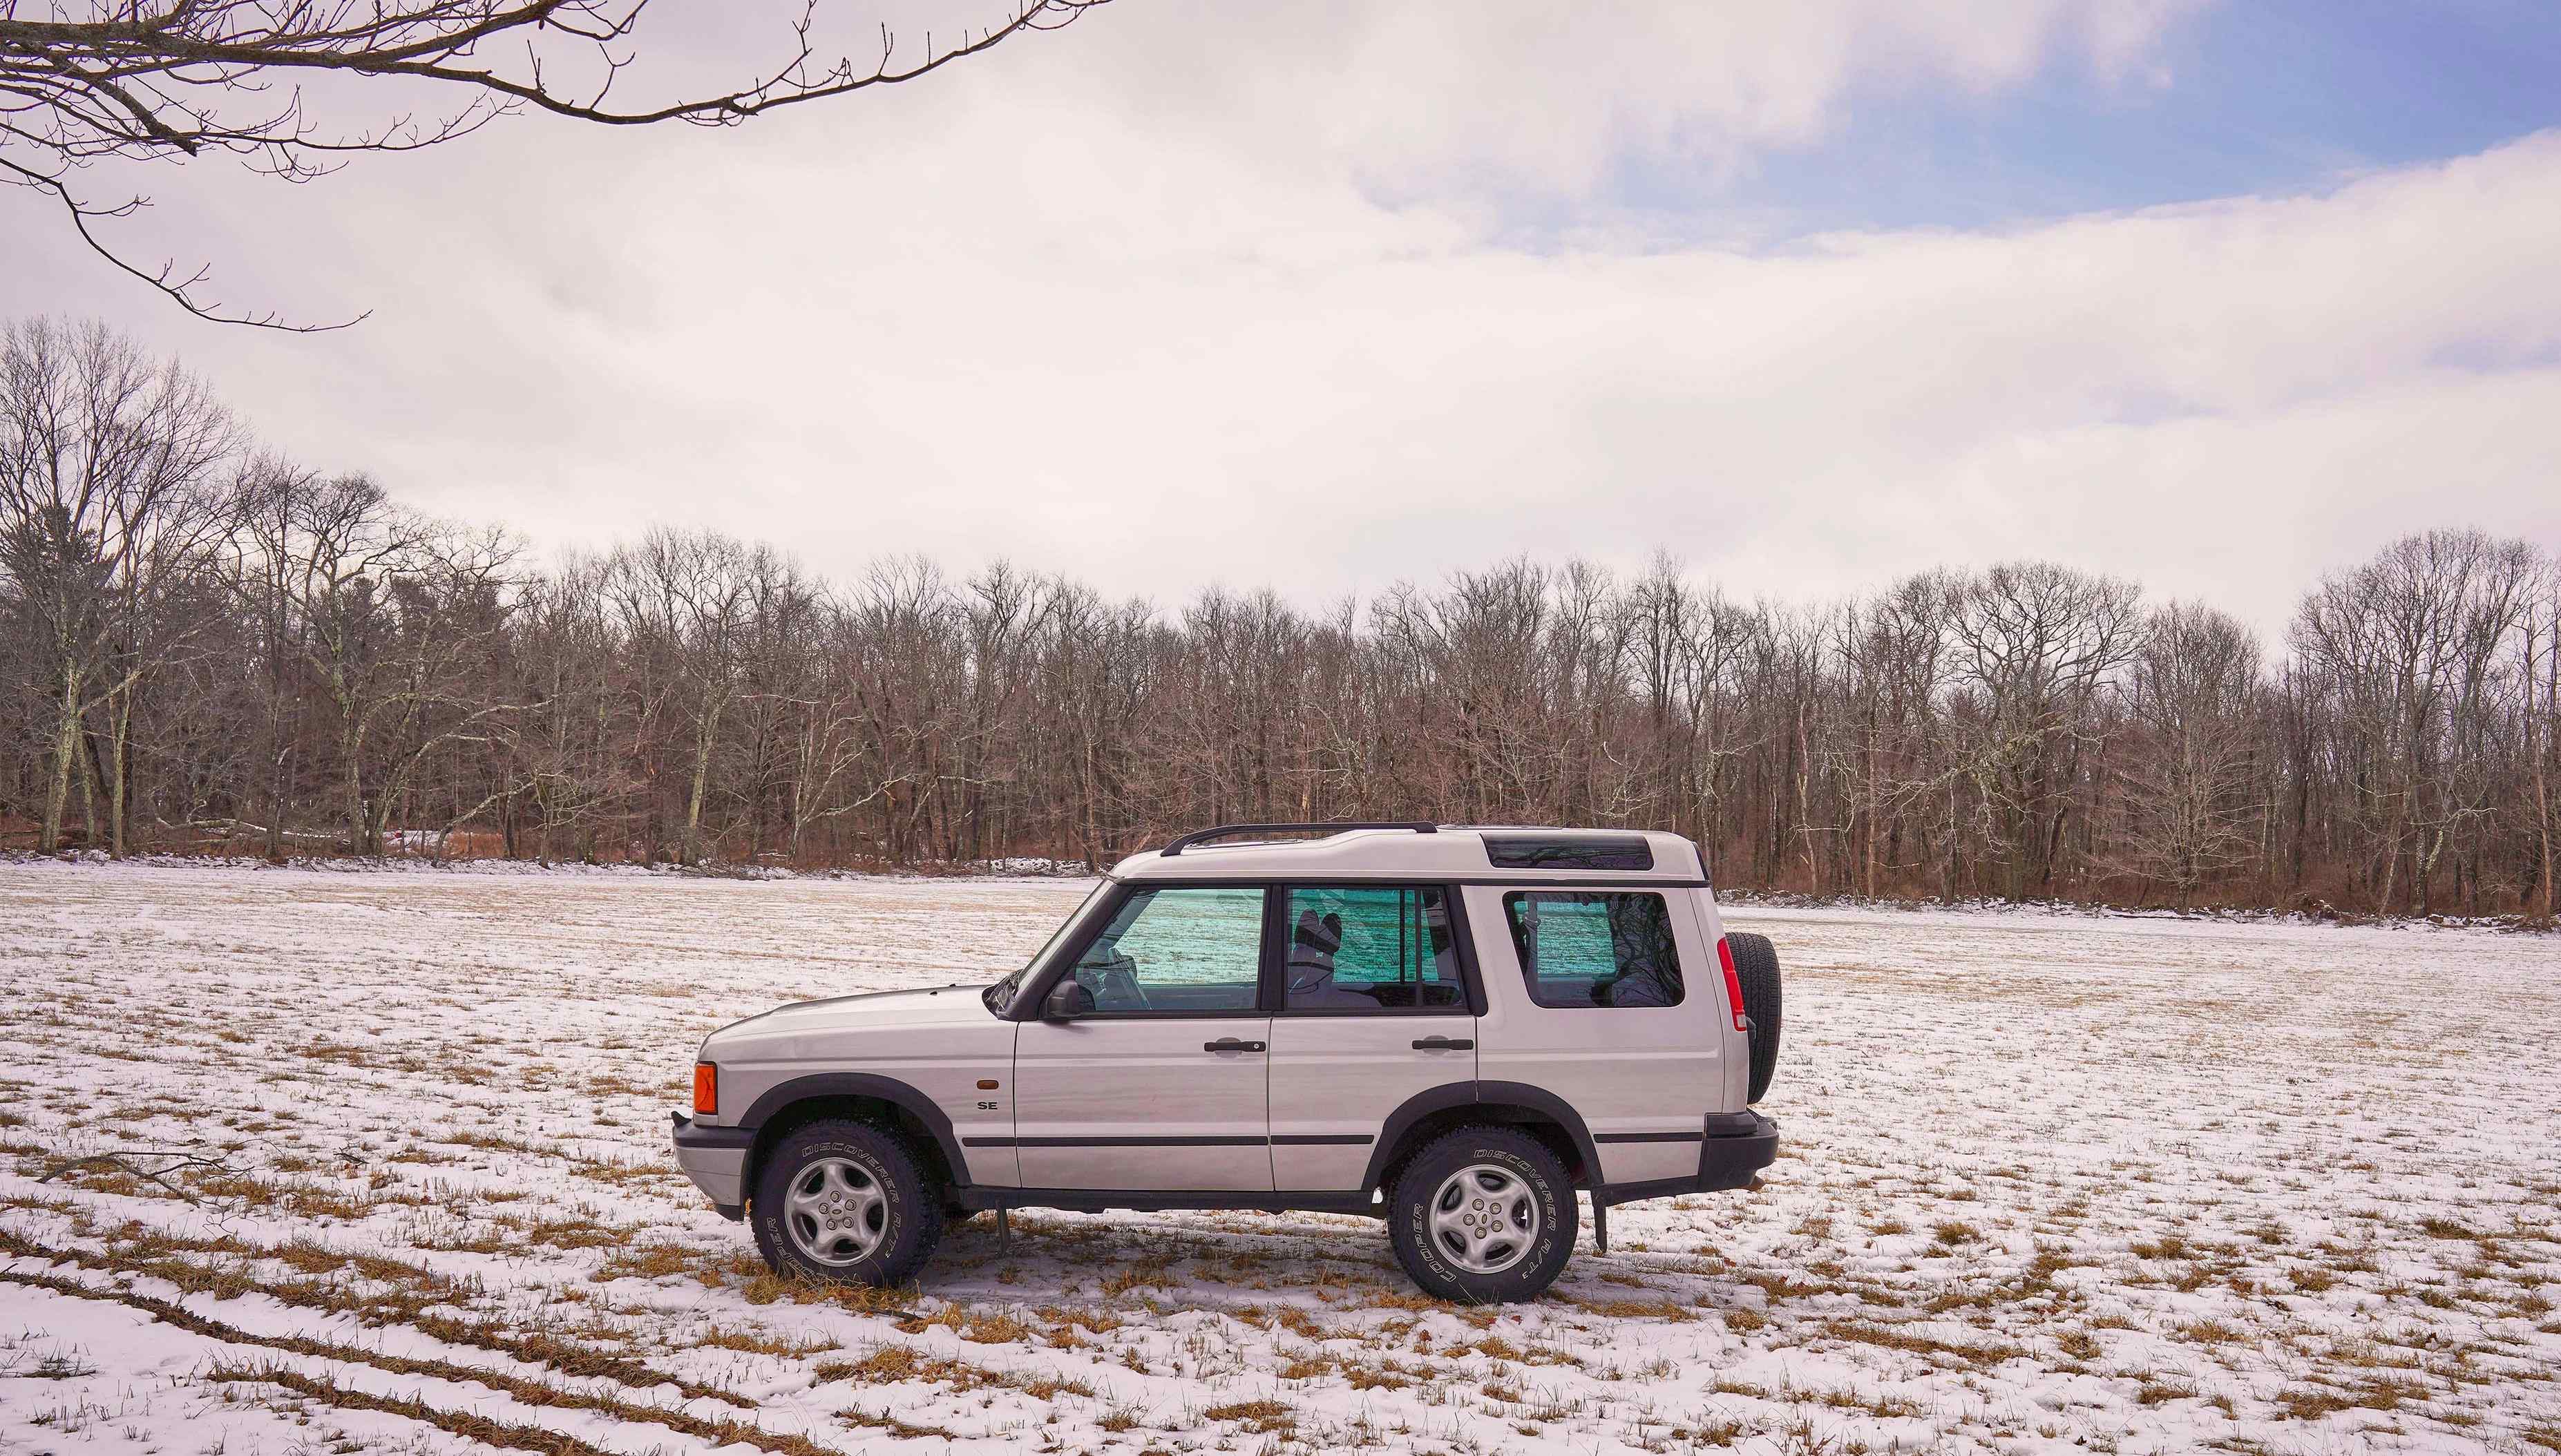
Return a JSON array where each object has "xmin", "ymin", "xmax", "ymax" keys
[
  {"xmin": 967, "ymin": 1134, "xmax": 1266, "ymax": 1149},
  {"xmin": 971, "ymin": 1133, "xmax": 1375, "ymax": 1149}
]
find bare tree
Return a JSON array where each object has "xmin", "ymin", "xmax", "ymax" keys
[
  {"xmin": 1946, "ymin": 562, "xmax": 2144, "ymax": 899},
  {"xmin": 2293, "ymin": 530, "xmax": 2540, "ymax": 914},
  {"xmin": 2, "ymin": 0, "xmax": 1105, "ymax": 327},
  {"xmin": 0, "ymin": 317, "xmax": 236, "ymax": 852},
  {"xmin": 2106, "ymin": 602, "xmax": 2262, "ymax": 908},
  {"xmin": 1833, "ymin": 571, "xmax": 1954, "ymax": 899},
  {"xmin": 2526, "ymin": 577, "xmax": 2560, "ymax": 919},
  {"xmin": 605, "ymin": 527, "xmax": 798, "ymax": 864},
  {"xmin": 507, "ymin": 554, "xmax": 626, "ymax": 861},
  {"xmin": 238, "ymin": 470, "xmax": 517, "ymax": 853}
]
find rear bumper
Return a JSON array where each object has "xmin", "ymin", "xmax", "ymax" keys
[
  {"xmin": 1694, "ymin": 1109, "xmax": 1778, "ymax": 1189},
  {"xmin": 1599, "ymin": 1111, "xmax": 1777, "ymax": 1206},
  {"xmin": 669, "ymin": 1111, "xmax": 752, "ymax": 1219}
]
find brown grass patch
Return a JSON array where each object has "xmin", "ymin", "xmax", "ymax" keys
[
  {"xmin": 1821, "ymin": 1320, "xmax": 2025, "ymax": 1366},
  {"xmin": 812, "ymin": 1344, "xmax": 1097, "ymax": 1399},
  {"xmin": 1203, "ymin": 1399, "xmax": 1297, "ymax": 1433}
]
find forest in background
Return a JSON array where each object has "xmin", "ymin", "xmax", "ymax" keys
[{"xmin": 6, "ymin": 318, "xmax": 2558, "ymax": 917}]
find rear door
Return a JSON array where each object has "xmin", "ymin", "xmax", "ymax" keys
[
  {"xmin": 1009, "ymin": 884, "xmax": 1275, "ymax": 1191},
  {"xmin": 1469, "ymin": 885, "xmax": 1722, "ymax": 1188},
  {"xmin": 1265, "ymin": 883, "xmax": 1476, "ymax": 1191}
]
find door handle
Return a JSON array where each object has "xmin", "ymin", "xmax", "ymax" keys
[
  {"xmin": 1411, "ymin": 1036, "xmax": 1475, "ymax": 1051},
  {"xmin": 1203, "ymin": 1037, "xmax": 1266, "ymax": 1053}
]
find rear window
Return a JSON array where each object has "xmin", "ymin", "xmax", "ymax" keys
[
  {"xmin": 1282, "ymin": 886, "xmax": 1465, "ymax": 1013},
  {"xmin": 1483, "ymin": 835, "xmax": 1654, "ymax": 872},
  {"xmin": 1502, "ymin": 891, "xmax": 1684, "ymax": 1008}
]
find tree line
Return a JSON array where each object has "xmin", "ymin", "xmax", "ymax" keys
[{"xmin": 6, "ymin": 318, "xmax": 2558, "ymax": 917}]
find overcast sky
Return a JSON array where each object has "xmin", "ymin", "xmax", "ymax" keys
[{"xmin": 9, "ymin": 0, "xmax": 2560, "ymax": 634}]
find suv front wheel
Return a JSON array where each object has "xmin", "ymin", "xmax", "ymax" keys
[
  {"xmin": 751, "ymin": 1120, "xmax": 944, "ymax": 1287},
  {"xmin": 1387, "ymin": 1127, "xmax": 1577, "ymax": 1302}
]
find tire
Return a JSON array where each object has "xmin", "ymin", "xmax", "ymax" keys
[
  {"xmin": 1726, "ymin": 931, "xmax": 1782, "ymax": 1103},
  {"xmin": 1387, "ymin": 1127, "xmax": 1577, "ymax": 1303},
  {"xmin": 751, "ymin": 1120, "xmax": 944, "ymax": 1287}
]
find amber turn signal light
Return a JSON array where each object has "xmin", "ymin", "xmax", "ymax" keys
[{"xmin": 692, "ymin": 1062, "xmax": 718, "ymax": 1115}]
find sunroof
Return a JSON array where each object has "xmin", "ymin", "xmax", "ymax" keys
[{"xmin": 1482, "ymin": 835, "xmax": 1654, "ymax": 872}]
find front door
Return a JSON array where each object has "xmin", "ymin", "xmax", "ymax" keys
[
  {"xmin": 1266, "ymin": 884, "xmax": 1476, "ymax": 1191},
  {"xmin": 1010, "ymin": 884, "xmax": 1275, "ymax": 1191}
]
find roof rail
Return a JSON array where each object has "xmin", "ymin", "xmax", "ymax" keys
[{"xmin": 1160, "ymin": 821, "xmax": 1439, "ymax": 857}]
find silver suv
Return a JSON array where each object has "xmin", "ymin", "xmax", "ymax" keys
[{"xmin": 672, "ymin": 823, "xmax": 1782, "ymax": 1302}]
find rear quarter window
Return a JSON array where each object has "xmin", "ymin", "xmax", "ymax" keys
[{"xmin": 1502, "ymin": 890, "xmax": 1684, "ymax": 1009}]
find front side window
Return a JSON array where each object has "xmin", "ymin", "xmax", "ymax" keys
[
  {"xmin": 1068, "ymin": 886, "xmax": 1264, "ymax": 1013},
  {"xmin": 1282, "ymin": 886, "xmax": 1465, "ymax": 1013},
  {"xmin": 1502, "ymin": 892, "xmax": 1684, "ymax": 1009}
]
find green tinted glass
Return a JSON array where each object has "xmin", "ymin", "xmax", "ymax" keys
[
  {"xmin": 1502, "ymin": 891, "xmax": 1684, "ymax": 1009},
  {"xmin": 1074, "ymin": 886, "xmax": 1264, "ymax": 1013},
  {"xmin": 1282, "ymin": 885, "xmax": 1463, "ymax": 1013}
]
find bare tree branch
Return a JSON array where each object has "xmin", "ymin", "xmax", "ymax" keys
[{"xmin": 1, "ymin": 0, "xmax": 1107, "ymax": 328}]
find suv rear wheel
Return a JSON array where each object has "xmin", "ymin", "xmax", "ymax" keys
[
  {"xmin": 752, "ymin": 1120, "xmax": 944, "ymax": 1287},
  {"xmin": 1387, "ymin": 1127, "xmax": 1577, "ymax": 1302}
]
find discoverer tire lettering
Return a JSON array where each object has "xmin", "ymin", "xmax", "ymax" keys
[
  {"xmin": 1387, "ymin": 1127, "xmax": 1576, "ymax": 1303},
  {"xmin": 750, "ymin": 1120, "xmax": 944, "ymax": 1287}
]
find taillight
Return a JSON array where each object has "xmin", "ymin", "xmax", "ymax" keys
[
  {"xmin": 692, "ymin": 1062, "xmax": 718, "ymax": 1116},
  {"xmin": 1717, "ymin": 938, "xmax": 1749, "ymax": 1033}
]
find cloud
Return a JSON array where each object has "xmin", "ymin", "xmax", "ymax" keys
[
  {"xmin": 3, "ymin": 1, "xmax": 2553, "ymax": 640},
  {"xmin": 1020, "ymin": 0, "xmax": 2211, "ymax": 200}
]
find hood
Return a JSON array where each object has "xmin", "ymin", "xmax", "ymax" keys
[{"xmin": 707, "ymin": 984, "xmax": 994, "ymax": 1045}]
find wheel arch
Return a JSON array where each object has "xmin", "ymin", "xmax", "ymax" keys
[
  {"xmin": 739, "ymin": 1073, "xmax": 971, "ymax": 1198},
  {"xmin": 1361, "ymin": 1080, "xmax": 1600, "ymax": 1194}
]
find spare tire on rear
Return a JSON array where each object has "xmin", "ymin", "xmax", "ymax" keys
[{"xmin": 1724, "ymin": 932, "xmax": 1782, "ymax": 1103}]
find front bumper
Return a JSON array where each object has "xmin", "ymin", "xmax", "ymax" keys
[{"xmin": 670, "ymin": 1111, "xmax": 752, "ymax": 1219}]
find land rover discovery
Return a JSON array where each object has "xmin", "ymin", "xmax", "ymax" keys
[{"xmin": 672, "ymin": 823, "xmax": 1782, "ymax": 1302}]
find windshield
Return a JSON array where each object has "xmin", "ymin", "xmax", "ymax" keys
[{"xmin": 983, "ymin": 880, "xmax": 1110, "ymax": 1015}]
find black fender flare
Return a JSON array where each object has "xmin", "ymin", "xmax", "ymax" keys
[
  {"xmin": 1359, "ymin": 1080, "xmax": 1601, "ymax": 1193},
  {"xmin": 736, "ymin": 1072, "xmax": 973, "ymax": 1187}
]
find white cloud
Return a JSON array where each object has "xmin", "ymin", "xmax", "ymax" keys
[
  {"xmin": 4, "ymin": 1, "xmax": 2553, "ymax": 638},
  {"xmin": 1037, "ymin": 0, "xmax": 2211, "ymax": 198}
]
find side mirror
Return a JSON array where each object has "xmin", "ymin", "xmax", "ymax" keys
[{"xmin": 1041, "ymin": 979, "xmax": 1095, "ymax": 1023}]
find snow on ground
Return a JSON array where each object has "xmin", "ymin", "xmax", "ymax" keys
[{"xmin": 1, "ymin": 862, "xmax": 2556, "ymax": 1456}]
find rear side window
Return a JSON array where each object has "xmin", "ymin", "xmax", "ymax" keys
[
  {"xmin": 1282, "ymin": 886, "xmax": 1465, "ymax": 1013},
  {"xmin": 1502, "ymin": 891, "xmax": 1684, "ymax": 1009}
]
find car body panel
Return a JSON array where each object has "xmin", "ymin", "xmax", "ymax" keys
[
  {"xmin": 1007, "ymin": 1013, "xmax": 1275, "ymax": 1189},
  {"xmin": 1268, "ymin": 1013, "xmax": 1475, "ymax": 1189},
  {"xmin": 695, "ymin": 984, "xmax": 1022, "ymax": 1187}
]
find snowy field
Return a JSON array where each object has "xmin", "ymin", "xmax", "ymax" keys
[{"xmin": 3, "ymin": 863, "xmax": 2558, "ymax": 1456}]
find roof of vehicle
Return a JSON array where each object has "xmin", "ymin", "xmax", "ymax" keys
[{"xmin": 1108, "ymin": 825, "xmax": 1709, "ymax": 883}]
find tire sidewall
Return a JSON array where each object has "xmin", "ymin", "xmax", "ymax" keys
[
  {"xmin": 1389, "ymin": 1130, "xmax": 1575, "ymax": 1303},
  {"xmin": 751, "ymin": 1121, "xmax": 937, "ymax": 1287}
]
